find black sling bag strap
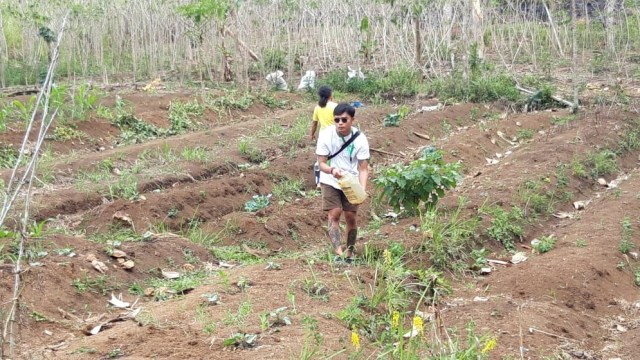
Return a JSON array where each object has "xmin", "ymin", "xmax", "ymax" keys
[{"xmin": 327, "ymin": 131, "xmax": 360, "ymax": 160}]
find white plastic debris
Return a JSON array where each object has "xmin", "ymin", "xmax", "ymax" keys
[
  {"xmin": 89, "ymin": 325, "xmax": 102, "ymax": 335},
  {"xmin": 161, "ymin": 270, "xmax": 181, "ymax": 279},
  {"xmin": 420, "ymin": 104, "xmax": 443, "ymax": 112},
  {"xmin": 511, "ymin": 252, "xmax": 528, "ymax": 264},
  {"xmin": 108, "ymin": 293, "xmax": 131, "ymax": 309},
  {"xmin": 347, "ymin": 66, "xmax": 365, "ymax": 80},
  {"xmin": 297, "ymin": 70, "xmax": 316, "ymax": 90},
  {"xmin": 573, "ymin": 201, "xmax": 587, "ymax": 210},
  {"xmin": 266, "ymin": 70, "xmax": 289, "ymax": 91}
]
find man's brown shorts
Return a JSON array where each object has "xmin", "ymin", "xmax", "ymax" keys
[{"xmin": 321, "ymin": 184, "xmax": 359, "ymax": 212}]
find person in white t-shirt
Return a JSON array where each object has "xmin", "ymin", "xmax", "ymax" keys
[{"xmin": 316, "ymin": 103, "xmax": 370, "ymax": 262}]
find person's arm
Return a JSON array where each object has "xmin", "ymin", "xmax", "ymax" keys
[
  {"xmin": 310, "ymin": 107, "xmax": 319, "ymax": 141},
  {"xmin": 357, "ymin": 159, "xmax": 369, "ymax": 191},
  {"xmin": 309, "ymin": 120, "xmax": 318, "ymax": 141},
  {"xmin": 318, "ymin": 155, "xmax": 343, "ymax": 179}
]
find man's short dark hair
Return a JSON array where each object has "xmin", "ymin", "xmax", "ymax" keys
[{"xmin": 333, "ymin": 103, "xmax": 356, "ymax": 118}]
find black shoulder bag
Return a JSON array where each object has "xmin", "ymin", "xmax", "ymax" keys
[{"xmin": 327, "ymin": 131, "xmax": 360, "ymax": 160}]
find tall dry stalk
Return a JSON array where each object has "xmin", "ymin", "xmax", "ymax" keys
[{"xmin": 0, "ymin": 0, "xmax": 637, "ymax": 87}]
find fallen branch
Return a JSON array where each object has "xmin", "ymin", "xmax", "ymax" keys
[
  {"xmin": 223, "ymin": 28, "xmax": 260, "ymax": 62},
  {"xmin": 412, "ymin": 131, "xmax": 430, "ymax": 140},
  {"xmin": 516, "ymin": 85, "xmax": 575, "ymax": 110},
  {"xmin": 528, "ymin": 327, "xmax": 574, "ymax": 341},
  {"xmin": 371, "ymin": 148, "xmax": 400, "ymax": 157}
]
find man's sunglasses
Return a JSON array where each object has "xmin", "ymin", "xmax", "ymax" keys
[{"xmin": 334, "ymin": 117, "xmax": 349, "ymax": 124}]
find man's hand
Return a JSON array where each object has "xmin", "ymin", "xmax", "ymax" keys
[
  {"xmin": 310, "ymin": 134, "xmax": 316, "ymax": 142},
  {"xmin": 332, "ymin": 168, "xmax": 344, "ymax": 179}
]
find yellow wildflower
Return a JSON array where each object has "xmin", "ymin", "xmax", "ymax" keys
[
  {"xmin": 351, "ymin": 328, "xmax": 361, "ymax": 351},
  {"xmin": 383, "ymin": 249, "xmax": 392, "ymax": 266},
  {"xmin": 391, "ymin": 311, "xmax": 400, "ymax": 329},
  {"xmin": 481, "ymin": 337, "xmax": 497, "ymax": 354},
  {"xmin": 412, "ymin": 315, "xmax": 424, "ymax": 336}
]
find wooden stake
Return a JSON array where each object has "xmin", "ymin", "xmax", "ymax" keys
[
  {"xmin": 371, "ymin": 148, "xmax": 400, "ymax": 157},
  {"xmin": 412, "ymin": 131, "xmax": 431, "ymax": 140}
]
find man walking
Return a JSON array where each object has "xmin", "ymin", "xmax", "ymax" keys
[{"xmin": 316, "ymin": 103, "xmax": 370, "ymax": 262}]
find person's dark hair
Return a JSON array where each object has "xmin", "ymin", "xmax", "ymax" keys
[
  {"xmin": 333, "ymin": 103, "xmax": 356, "ymax": 118},
  {"xmin": 317, "ymin": 86, "xmax": 332, "ymax": 107}
]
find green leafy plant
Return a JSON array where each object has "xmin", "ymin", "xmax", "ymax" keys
[
  {"xmin": 238, "ymin": 136, "xmax": 265, "ymax": 163},
  {"xmin": 533, "ymin": 235, "xmax": 556, "ymax": 254},
  {"xmin": 375, "ymin": 147, "xmax": 461, "ymax": 214},
  {"xmin": 272, "ymin": 178, "xmax": 304, "ymax": 202},
  {"xmin": 517, "ymin": 128, "xmax": 534, "ymax": 141},
  {"xmin": 585, "ymin": 149, "xmax": 618, "ymax": 179},
  {"xmin": 244, "ymin": 194, "xmax": 271, "ymax": 212},
  {"xmin": 0, "ymin": 144, "xmax": 21, "ymax": 169},
  {"xmin": 486, "ymin": 206, "xmax": 524, "ymax": 251},
  {"xmin": 168, "ymin": 100, "xmax": 203, "ymax": 134},
  {"xmin": 421, "ymin": 198, "xmax": 480, "ymax": 272},
  {"xmin": 181, "ymin": 146, "xmax": 208, "ymax": 162},
  {"xmin": 297, "ymin": 316, "xmax": 323, "ymax": 360},
  {"xmin": 72, "ymin": 274, "xmax": 118, "ymax": 295},
  {"xmin": 53, "ymin": 124, "xmax": 85, "ymax": 141},
  {"xmin": 620, "ymin": 217, "xmax": 635, "ymax": 254},
  {"xmin": 383, "ymin": 113, "xmax": 400, "ymax": 127},
  {"xmin": 258, "ymin": 93, "xmax": 288, "ymax": 108}
]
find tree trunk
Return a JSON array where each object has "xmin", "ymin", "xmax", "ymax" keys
[
  {"xmin": 543, "ymin": 1, "xmax": 565, "ymax": 58},
  {"xmin": 0, "ymin": 11, "xmax": 6, "ymax": 88},
  {"xmin": 605, "ymin": 0, "xmax": 616, "ymax": 54},
  {"xmin": 442, "ymin": 1, "xmax": 453, "ymax": 45},
  {"xmin": 571, "ymin": 0, "xmax": 579, "ymax": 113},
  {"xmin": 414, "ymin": 13, "xmax": 422, "ymax": 71},
  {"xmin": 471, "ymin": 0, "xmax": 484, "ymax": 59}
]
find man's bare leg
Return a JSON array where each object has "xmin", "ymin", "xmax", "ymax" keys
[
  {"xmin": 344, "ymin": 211, "xmax": 357, "ymax": 257},
  {"xmin": 328, "ymin": 208, "xmax": 343, "ymax": 256}
]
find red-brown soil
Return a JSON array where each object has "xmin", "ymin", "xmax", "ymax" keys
[{"xmin": 2, "ymin": 87, "xmax": 640, "ymax": 359}]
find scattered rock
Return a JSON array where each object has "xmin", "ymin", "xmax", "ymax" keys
[
  {"xmin": 473, "ymin": 296, "xmax": 489, "ymax": 302},
  {"xmin": 86, "ymin": 253, "xmax": 97, "ymax": 262},
  {"xmin": 110, "ymin": 249, "xmax": 127, "ymax": 258},
  {"xmin": 182, "ymin": 263, "xmax": 195, "ymax": 272},
  {"xmin": 91, "ymin": 259, "xmax": 108, "ymax": 273},
  {"xmin": 113, "ymin": 168, "xmax": 122, "ymax": 176},
  {"xmin": 480, "ymin": 267, "xmax": 492, "ymax": 275},
  {"xmin": 511, "ymin": 252, "xmax": 528, "ymax": 264},
  {"xmin": 615, "ymin": 324, "xmax": 628, "ymax": 332},
  {"xmin": 630, "ymin": 252, "xmax": 639, "ymax": 260},
  {"xmin": 112, "ymin": 211, "xmax": 134, "ymax": 228},
  {"xmin": 43, "ymin": 329, "xmax": 53, "ymax": 336},
  {"xmin": 531, "ymin": 239, "xmax": 541, "ymax": 247},
  {"xmin": 598, "ymin": 178, "xmax": 608, "ymax": 186},
  {"xmin": 144, "ymin": 288, "xmax": 155, "ymax": 297},
  {"xmin": 121, "ymin": 260, "xmax": 135, "ymax": 270}
]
